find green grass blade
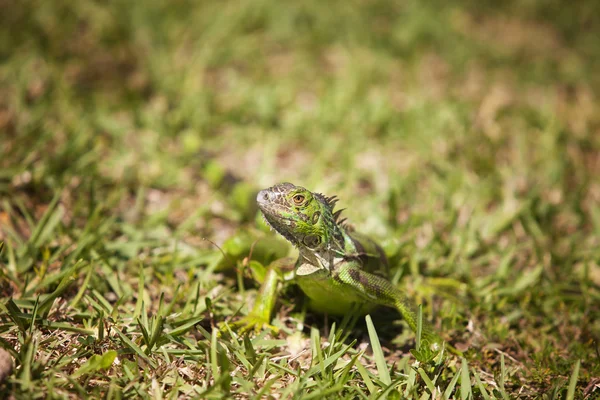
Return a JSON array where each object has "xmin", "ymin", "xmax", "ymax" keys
[
  {"xmin": 354, "ymin": 353, "xmax": 376, "ymax": 395},
  {"xmin": 443, "ymin": 362, "xmax": 461, "ymax": 399},
  {"xmin": 417, "ymin": 367, "xmax": 437, "ymax": 395},
  {"xmin": 366, "ymin": 314, "xmax": 391, "ymax": 385},
  {"xmin": 499, "ymin": 353, "xmax": 510, "ymax": 400},
  {"xmin": 566, "ymin": 359, "xmax": 580, "ymax": 400},
  {"xmin": 114, "ymin": 328, "xmax": 156, "ymax": 368},
  {"xmin": 460, "ymin": 357, "xmax": 472, "ymax": 400}
]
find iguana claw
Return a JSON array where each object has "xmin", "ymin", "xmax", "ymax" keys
[
  {"xmin": 221, "ymin": 314, "xmax": 279, "ymax": 336},
  {"xmin": 233, "ymin": 314, "xmax": 280, "ymax": 335}
]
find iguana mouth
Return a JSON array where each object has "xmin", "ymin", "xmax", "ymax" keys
[
  {"xmin": 261, "ymin": 214, "xmax": 273, "ymax": 231},
  {"xmin": 260, "ymin": 211, "xmax": 299, "ymax": 246}
]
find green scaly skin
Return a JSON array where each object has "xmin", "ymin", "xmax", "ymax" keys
[{"xmin": 235, "ymin": 182, "xmax": 442, "ymax": 351}]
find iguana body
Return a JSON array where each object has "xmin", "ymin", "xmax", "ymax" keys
[{"xmin": 239, "ymin": 182, "xmax": 441, "ymax": 350}]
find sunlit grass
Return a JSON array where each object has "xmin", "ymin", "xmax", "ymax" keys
[{"xmin": 1, "ymin": 0, "xmax": 599, "ymax": 398}]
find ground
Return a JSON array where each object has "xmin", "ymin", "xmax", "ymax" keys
[{"xmin": 1, "ymin": 0, "xmax": 599, "ymax": 398}]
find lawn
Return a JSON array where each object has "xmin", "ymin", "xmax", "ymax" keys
[{"xmin": 1, "ymin": 0, "xmax": 599, "ymax": 398}]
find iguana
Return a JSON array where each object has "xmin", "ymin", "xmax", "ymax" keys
[{"xmin": 233, "ymin": 182, "xmax": 442, "ymax": 351}]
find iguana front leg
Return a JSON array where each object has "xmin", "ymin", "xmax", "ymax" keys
[
  {"xmin": 335, "ymin": 261, "xmax": 442, "ymax": 351},
  {"xmin": 228, "ymin": 258, "xmax": 294, "ymax": 334}
]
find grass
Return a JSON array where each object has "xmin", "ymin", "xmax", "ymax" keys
[{"xmin": 1, "ymin": 0, "xmax": 600, "ymax": 398}]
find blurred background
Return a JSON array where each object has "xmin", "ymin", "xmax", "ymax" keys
[
  {"xmin": 2, "ymin": 0, "xmax": 599, "ymax": 233},
  {"xmin": 1, "ymin": 0, "xmax": 600, "ymax": 397}
]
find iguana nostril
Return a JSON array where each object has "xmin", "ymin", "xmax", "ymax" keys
[{"xmin": 257, "ymin": 190, "xmax": 270, "ymax": 204}]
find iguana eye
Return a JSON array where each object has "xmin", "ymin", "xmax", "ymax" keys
[{"xmin": 293, "ymin": 194, "xmax": 305, "ymax": 205}]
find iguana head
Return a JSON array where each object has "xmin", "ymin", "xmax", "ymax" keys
[{"xmin": 257, "ymin": 183, "xmax": 344, "ymax": 252}]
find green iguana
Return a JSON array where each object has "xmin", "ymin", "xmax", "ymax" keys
[{"xmin": 234, "ymin": 182, "xmax": 442, "ymax": 351}]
